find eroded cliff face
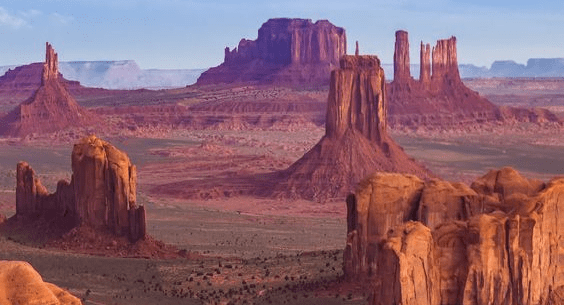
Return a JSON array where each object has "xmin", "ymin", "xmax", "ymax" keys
[
  {"xmin": 274, "ymin": 55, "xmax": 430, "ymax": 201},
  {"xmin": 344, "ymin": 167, "xmax": 564, "ymax": 304},
  {"xmin": 0, "ymin": 42, "xmax": 96, "ymax": 137},
  {"xmin": 197, "ymin": 18, "xmax": 346, "ymax": 86},
  {"xmin": 15, "ymin": 135, "xmax": 145, "ymax": 242}
]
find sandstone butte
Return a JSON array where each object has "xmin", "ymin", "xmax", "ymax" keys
[
  {"xmin": 197, "ymin": 18, "xmax": 347, "ymax": 87},
  {"xmin": 387, "ymin": 30, "xmax": 560, "ymax": 128},
  {"xmin": 272, "ymin": 54, "xmax": 431, "ymax": 201},
  {"xmin": 0, "ymin": 261, "xmax": 81, "ymax": 305},
  {"xmin": 14, "ymin": 135, "xmax": 146, "ymax": 242},
  {"xmin": 344, "ymin": 166, "xmax": 564, "ymax": 305},
  {"xmin": 0, "ymin": 42, "xmax": 96, "ymax": 137}
]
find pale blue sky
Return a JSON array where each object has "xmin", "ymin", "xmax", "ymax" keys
[{"xmin": 0, "ymin": 0, "xmax": 563, "ymax": 69}]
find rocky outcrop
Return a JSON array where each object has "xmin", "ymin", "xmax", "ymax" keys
[
  {"xmin": 388, "ymin": 31, "xmax": 501, "ymax": 128},
  {"xmin": 15, "ymin": 135, "xmax": 146, "ymax": 242},
  {"xmin": 273, "ymin": 55, "xmax": 431, "ymax": 201},
  {"xmin": 0, "ymin": 42, "xmax": 96, "ymax": 137},
  {"xmin": 197, "ymin": 18, "xmax": 346, "ymax": 87},
  {"xmin": 0, "ymin": 261, "xmax": 81, "ymax": 305},
  {"xmin": 344, "ymin": 167, "xmax": 564, "ymax": 304},
  {"xmin": 388, "ymin": 30, "xmax": 561, "ymax": 128},
  {"xmin": 373, "ymin": 221, "xmax": 440, "ymax": 305}
]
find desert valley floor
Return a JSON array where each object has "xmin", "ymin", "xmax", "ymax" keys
[{"xmin": 2, "ymin": 117, "xmax": 564, "ymax": 304}]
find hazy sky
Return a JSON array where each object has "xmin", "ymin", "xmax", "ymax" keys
[{"xmin": 0, "ymin": 0, "xmax": 563, "ymax": 69}]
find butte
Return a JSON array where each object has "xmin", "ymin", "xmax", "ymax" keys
[
  {"xmin": 272, "ymin": 53, "xmax": 432, "ymax": 201},
  {"xmin": 0, "ymin": 42, "xmax": 96, "ymax": 137}
]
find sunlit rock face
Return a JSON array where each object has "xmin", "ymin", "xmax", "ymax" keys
[{"xmin": 344, "ymin": 167, "xmax": 564, "ymax": 305}]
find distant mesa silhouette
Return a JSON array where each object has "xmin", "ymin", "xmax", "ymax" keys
[{"xmin": 197, "ymin": 18, "xmax": 347, "ymax": 87}]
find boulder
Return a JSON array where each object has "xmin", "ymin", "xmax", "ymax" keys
[{"xmin": 0, "ymin": 260, "xmax": 81, "ymax": 305}]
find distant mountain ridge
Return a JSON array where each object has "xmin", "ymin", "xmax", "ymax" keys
[
  {"xmin": 0, "ymin": 60, "xmax": 204, "ymax": 90},
  {"xmin": 382, "ymin": 58, "xmax": 564, "ymax": 79}
]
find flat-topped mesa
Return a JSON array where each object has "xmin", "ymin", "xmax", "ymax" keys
[
  {"xmin": 431, "ymin": 36, "xmax": 460, "ymax": 84},
  {"xmin": 419, "ymin": 41, "xmax": 431, "ymax": 87},
  {"xmin": 197, "ymin": 18, "xmax": 346, "ymax": 86},
  {"xmin": 393, "ymin": 30, "xmax": 411, "ymax": 82},
  {"xmin": 41, "ymin": 42, "xmax": 58, "ymax": 85},
  {"xmin": 15, "ymin": 135, "xmax": 146, "ymax": 242},
  {"xmin": 327, "ymin": 55, "xmax": 386, "ymax": 143}
]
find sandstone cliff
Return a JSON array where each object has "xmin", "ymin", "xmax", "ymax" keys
[
  {"xmin": 15, "ymin": 135, "xmax": 145, "ymax": 242},
  {"xmin": 197, "ymin": 18, "xmax": 346, "ymax": 87},
  {"xmin": 0, "ymin": 42, "xmax": 96, "ymax": 137},
  {"xmin": 273, "ymin": 55, "xmax": 430, "ymax": 201},
  {"xmin": 0, "ymin": 261, "xmax": 81, "ymax": 305},
  {"xmin": 344, "ymin": 167, "xmax": 564, "ymax": 304}
]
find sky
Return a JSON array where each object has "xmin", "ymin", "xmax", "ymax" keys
[{"xmin": 0, "ymin": 0, "xmax": 563, "ymax": 69}]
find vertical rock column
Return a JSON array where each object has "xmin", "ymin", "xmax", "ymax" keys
[
  {"xmin": 420, "ymin": 41, "xmax": 431, "ymax": 87},
  {"xmin": 71, "ymin": 135, "xmax": 145, "ymax": 240},
  {"xmin": 393, "ymin": 30, "xmax": 411, "ymax": 82},
  {"xmin": 431, "ymin": 37, "xmax": 460, "ymax": 82},
  {"xmin": 41, "ymin": 42, "xmax": 58, "ymax": 85},
  {"xmin": 326, "ymin": 55, "xmax": 387, "ymax": 143}
]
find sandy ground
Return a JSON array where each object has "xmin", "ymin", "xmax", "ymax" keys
[{"xmin": 2, "ymin": 122, "xmax": 564, "ymax": 303}]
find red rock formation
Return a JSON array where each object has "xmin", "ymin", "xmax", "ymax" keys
[
  {"xmin": 419, "ymin": 41, "xmax": 431, "ymax": 87},
  {"xmin": 273, "ymin": 55, "xmax": 431, "ymax": 201},
  {"xmin": 344, "ymin": 167, "xmax": 564, "ymax": 304},
  {"xmin": 393, "ymin": 30, "xmax": 411, "ymax": 82},
  {"xmin": 388, "ymin": 30, "xmax": 560, "ymax": 128},
  {"xmin": 197, "ymin": 18, "xmax": 346, "ymax": 86},
  {"xmin": 15, "ymin": 135, "xmax": 146, "ymax": 242},
  {"xmin": 0, "ymin": 42, "xmax": 96, "ymax": 137},
  {"xmin": 0, "ymin": 261, "xmax": 81, "ymax": 305}
]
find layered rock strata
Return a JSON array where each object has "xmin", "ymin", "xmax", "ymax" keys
[
  {"xmin": 274, "ymin": 55, "xmax": 430, "ymax": 200},
  {"xmin": 0, "ymin": 261, "xmax": 81, "ymax": 305},
  {"xmin": 197, "ymin": 18, "xmax": 346, "ymax": 86},
  {"xmin": 15, "ymin": 135, "xmax": 145, "ymax": 242},
  {"xmin": 344, "ymin": 167, "xmax": 564, "ymax": 304},
  {"xmin": 0, "ymin": 42, "xmax": 95, "ymax": 136}
]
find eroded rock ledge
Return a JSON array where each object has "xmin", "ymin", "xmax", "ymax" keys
[
  {"xmin": 344, "ymin": 167, "xmax": 564, "ymax": 304},
  {"xmin": 15, "ymin": 135, "xmax": 145, "ymax": 242}
]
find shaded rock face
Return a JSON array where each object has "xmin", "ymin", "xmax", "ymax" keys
[
  {"xmin": 15, "ymin": 135, "xmax": 145, "ymax": 242},
  {"xmin": 0, "ymin": 261, "xmax": 81, "ymax": 305},
  {"xmin": 273, "ymin": 55, "xmax": 430, "ymax": 201},
  {"xmin": 0, "ymin": 42, "xmax": 95, "ymax": 137},
  {"xmin": 197, "ymin": 18, "xmax": 346, "ymax": 87},
  {"xmin": 344, "ymin": 167, "xmax": 564, "ymax": 305}
]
